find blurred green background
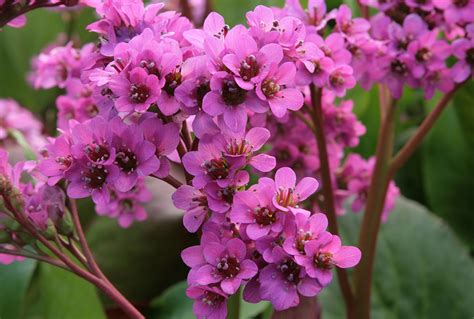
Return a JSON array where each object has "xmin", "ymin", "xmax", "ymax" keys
[{"xmin": 0, "ymin": 1, "xmax": 473, "ymax": 318}]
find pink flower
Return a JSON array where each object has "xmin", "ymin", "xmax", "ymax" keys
[
  {"xmin": 186, "ymin": 285, "xmax": 228, "ymax": 319},
  {"xmin": 256, "ymin": 63, "xmax": 304, "ymax": 118},
  {"xmin": 259, "ymin": 247, "xmax": 321, "ymax": 310},
  {"xmin": 295, "ymin": 234, "xmax": 361, "ymax": 286},
  {"xmin": 185, "ymin": 238, "xmax": 258, "ymax": 294},
  {"xmin": 259, "ymin": 167, "xmax": 319, "ymax": 214},
  {"xmin": 451, "ymin": 38, "xmax": 474, "ymax": 83}
]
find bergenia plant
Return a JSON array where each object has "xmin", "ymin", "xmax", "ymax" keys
[{"xmin": 0, "ymin": 0, "xmax": 472, "ymax": 318}]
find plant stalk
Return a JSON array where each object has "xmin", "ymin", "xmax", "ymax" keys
[
  {"xmin": 353, "ymin": 98, "xmax": 397, "ymax": 319},
  {"xmin": 309, "ymin": 85, "xmax": 354, "ymax": 317}
]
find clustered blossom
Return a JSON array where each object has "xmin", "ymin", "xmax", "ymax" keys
[
  {"xmin": 10, "ymin": 0, "xmax": 468, "ymax": 315},
  {"xmin": 0, "ymin": 99, "xmax": 45, "ymax": 152},
  {"xmin": 0, "ymin": 149, "xmax": 71, "ymax": 264},
  {"xmin": 358, "ymin": 0, "xmax": 474, "ymax": 97}
]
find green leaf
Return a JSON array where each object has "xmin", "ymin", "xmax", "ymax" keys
[
  {"xmin": 149, "ymin": 281, "xmax": 194, "ymax": 319},
  {"xmin": 0, "ymin": 259, "xmax": 36, "ymax": 319},
  {"xmin": 21, "ymin": 263, "xmax": 106, "ymax": 319},
  {"xmin": 319, "ymin": 197, "xmax": 474, "ymax": 318},
  {"xmin": 421, "ymin": 85, "xmax": 474, "ymax": 249}
]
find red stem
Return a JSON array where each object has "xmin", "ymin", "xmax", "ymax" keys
[{"xmin": 309, "ymin": 85, "xmax": 354, "ymax": 317}]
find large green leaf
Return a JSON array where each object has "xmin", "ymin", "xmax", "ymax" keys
[
  {"xmin": 320, "ymin": 197, "xmax": 474, "ymax": 318},
  {"xmin": 21, "ymin": 263, "xmax": 106, "ymax": 319},
  {"xmin": 0, "ymin": 259, "xmax": 36, "ymax": 319},
  {"xmin": 421, "ymin": 84, "xmax": 474, "ymax": 249}
]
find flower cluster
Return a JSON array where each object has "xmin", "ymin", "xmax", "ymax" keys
[
  {"xmin": 0, "ymin": 99, "xmax": 45, "ymax": 152},
  {"xmin": 0, "ymin": 149, "xmax": 72, "ymax": 264},
  {"xmin": 358, "ymin": 0, "xmax": 474, "ymax": 97}
]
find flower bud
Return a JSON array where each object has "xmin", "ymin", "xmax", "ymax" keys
[
  {"xmin": 57, "ymin": 211, "xmax": 74, "ymax": 237},
  {"xmin": 42, "ymin": 219, "xmax": 57, "ymax": 241}
]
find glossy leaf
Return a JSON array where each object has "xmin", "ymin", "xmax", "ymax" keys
[
  {"xmin": 0, "ymin": 259, "xmax": 36, "ymax": 319},
  {"xmin": 320, "ymin": 197, "xmax": 474, "ymax": 318}
]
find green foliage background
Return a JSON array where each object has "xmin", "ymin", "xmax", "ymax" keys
[{"xmin": 0, "ymin": 1, "xmax": 473, "ymax": 318}]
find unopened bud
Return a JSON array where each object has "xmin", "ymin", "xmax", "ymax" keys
[
  {"xmin": 57, "ymin": 211, "xmax": 74, "ymax": 237},
  {"xmin": 42, "ymin": 219, "xmax": 57, "ymax": 241}
]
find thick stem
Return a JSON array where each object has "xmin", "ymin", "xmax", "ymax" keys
[
  {"xmin": 227, "ymin": 291, "xmax": 240, "ymax": 319},
  {"xmin": 389, "ymin": 87, "xmax": 459, "ymax": 175},
  {"xmin": 309, "ymin": 85, "xmax": 354, "ymax": 317},
  {"xmin": 353, "ymin": 98, "xmax": 397, "ymax": 319},
  {"xmin": 162, "ymin": 175, "xmax": 184, "ymax": 188}
]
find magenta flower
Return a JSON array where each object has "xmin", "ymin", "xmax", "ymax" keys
[
  {"xmin": 140, "ymin": 116, "xmax": 180, "ymax": 178},
  {"xmin": 95, "ymin": 179, "xmax": 152, "ymax": 228},
  {"xmin": 205, "ymin": 170, "xmax": 249, "ymax": 213},
  {"xmin": 182, "ymin": 136, "xmax": 246, "ymax": 189},
  {"xmin": 422, "ymin": 66, "xmax": 454, "ymax": 99},
  {"xmin": 214, "ymin": 126, "xmax": 276, "ymax": 173},
  {"xmin": 283, "ymin": 213, "xmax": 329, "ymax": 257},
  {"xmin": 203, "ymin": 72, "xmax": 266, "ymax": 132},
  {"xmin": 222, "ymin": 29, "xmax": 284, "ymax": 90},
  {"xmin": 229, "ymin": 182, "xmax": 285, "ymax": 240},
  {"xmin": 191, "ymin": 238, "xmax": 258, "ymax": 294},
  {"xmin": 69, "ymin": 116, "xmax": 115, "ymax": 166},
  {"xmin": 173, "ymin": 185, "xmax": 211, "ymax": 233},
  {"xmin": 335, "ymin": 5, "xmax": 370, "ymax": 37},
  {"xmin": 255, "ymin": 63, "xmax": 304, "ymax": 118},
  {"xmin": 186, "ymin": 285, "xmax": 228, "ymax": 319},
  {"xmin": 451, "ymin": 38, "xmax": 474, "ymax": 83},
  {"xmin": 433, "ymin": 0, "xmax": 474, "ymax": 25},
  {"xmin": 109, "ymin": 67, "xmax": 161, "ymax": 113},
  {"xmin": 110, "ymin": 122, "xmax": 161, "ymax": 192},
  {"xmin": 327, "ymin": 65, "xmax": 356, "ymax": 97},
  {"xmin": 259, "ymin": 167, "xmax": 319, "ymax": 214},
  {"xmin": 259, "ymin": 247, "xmax": 321, "ymax": 310},
  {"xmin": 66, "ymin": 158, "xmax": 119, "ymax": 205},
  {"xmin": 295, "ymin": 234, "xmax": 361, "ymax": 287}
]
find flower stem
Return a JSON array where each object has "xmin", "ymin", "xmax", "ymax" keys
[
  {"xmin": 389, "ymin": 86, "xmax": 460, "ymax": 175},
  {"xmin": 309, "ymin": 85, "xmax": 354, "ymax": 317},
  {"xmin": 353, "ymin": 97, "xmax": 397, "ymax": 319},
  {"xmin": 227, "ymin": 290, "xmax": 241, "ymax": 319}
]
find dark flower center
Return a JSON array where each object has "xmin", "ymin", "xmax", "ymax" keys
[
  {"xmin": 85, "ymin": 104, "xmax": 99, "ymax": 117},
  {"xmin": 222, "ymin": 80, "xmax": 247, "ymax": 105},
  {"xmin": 329, "ymin": 72, "xmax": 346, "ymax": 87},
  {"xmin": 453, "ymin": 0, "xmax": 468, "ymax": 7},
  {"xmin": 217, "ymin": 186, "xmax": 236, "ymax": 204},
  {"xmin": 201, "ymin": 291, "xmax": 225, "ymax": 307},
  {"xmin": 261, "ymin": 79, "xmax": 281, "ymax": 98},
  {"xmin": 84, "ymin": 143, "xmax": 110, "ymax": 163},
  {"xmin": 115, "ymin": 148, "xmax": 138, "ymax": 173},
  {"xmin": 386, "ymin": 3, "xmax": 410, "ymax": 24},
  {"xmin": 296, "ymin": 231, "xmax": 314, "ymax": 253},
  {"xmin": 81, "ymin": 164, "xmax": 108, "ymax": 189},
  {"xmin": 278, "ymin": 259, "xmax": 301, "ymax": 284},
  {"xmin": 254, "ymin": 206, "xmax": 276, "ymax": 226},
  {"xmin": 415, "ymin": 47, "xmax": 432, "ymax": 62},
  {"xmin": 314, "ymin": 252, "xmax": 334, "ymax": 269},
  {"xmin": 465, "ymin": 48, "xmax": 474, "ymax": 66},
  {"xmin": 239, "ymin": 55, "xmax": 259, "ymax": 81},
  {"xmin": 139, "ymin": 60, "xmax": 160, "ymax": 77},
  {"xmin": 163, "ymin": 71, "xmax": 182, "ymax": 96},
  {"xmin": 390, "ymin": 59, "xmax": 408, "ymax": 76},
  {"xmin": 129, "ymin": 84, "xmax": 150, "ymax": 103},
  {"xmin": 203, "ymin": 158, "xmax": 229, "ymax": 180},
  {"xmin": 196, "ymin": 80, "xmax": 211, "ymax": 108},
  {"xmin": 217, "ymin": 256, "xmax": 240, "ymax": 278}
]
